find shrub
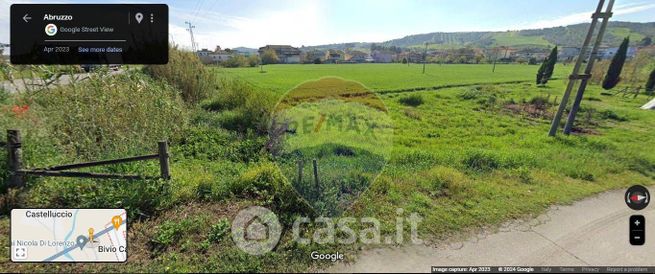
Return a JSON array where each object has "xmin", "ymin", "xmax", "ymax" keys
[
  {"xmin": 398, "ymin": 94, "xmax": 424, "ymax": 107},
  {"xmin": 646, "ymin": 68, "xmax": 655, "ymax": 92},
  {"xmin": 403, "ymin": 108, "xmax": 422, "ymax": 120},
  {"xmin": 458, "ymin": 88, "xmax": 482, "ymax": 100},
  {"xmin": 599, "ymin": 109, "xmax": 628, "ymax": 122},
  {"xmin": 154, "ymin": 216, "xmax": 205, "ymax": 247},
  {"xmin": 0, "ymin": 86, "xmax": 8, "ymax": 104},
  {"xmin": 370, "ymin": 175, "xmax": 392, "ymax": 194},
  {"xmin": 529, "ymin": 96, "xmax": 550, "ymax": 110},
  {"xmin": 201, "ymin": 79, "xmax": 253, "ymax": 111},
  {"xmin": 202, "ymin": 79, "xmax": 275, "ymax": 134},
  {"xmin": 174, "ymin": 124, "xmax": 267, "ymax": 163},
  {"xmin": 232, "ymin": 163, "xmax": 313, "ymax": 221},
  {"xmin": 222, "ymin": 55, "xmax": 248, "ymax": 68},
  {"xmin": 24, "ymin": 177, "xmax": 172, "ymax": 218},
  {"xmin": 144, "ymin": 47, "xmax": 216, "ymax": 104},
  {"xmin": 463, "ymin": 150, "xmax": 500, "ymax": 172},
  {"xmin": 232, "ymin": 162, "xmax": 284, "ymax": 198},
  {"xmin": 35, "ymin": 71, "xmax": 188, "ymax": 159},
  {"xmin": 260, "ymin": 48, "xmax": 279, "ymax": 65},
  {"xmin": 248, "ymin": 55, "xmax": 261, "ymax": 67},
  {"xmin": 419, "ymin": 166, "xmax": 467, "ymax": 197},
  {"xmin": 207, "ymin": 218, "xmax": 230, "ymax": 243}
]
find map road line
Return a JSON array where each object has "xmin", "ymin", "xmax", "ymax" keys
[{"xmin": 43, "ymin": 220, "xmax": 125, "ymax": 262}]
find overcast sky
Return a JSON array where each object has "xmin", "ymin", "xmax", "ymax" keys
[{"xmin": 2, "ymin": 0, "xmax": 655, "ymax": 50}]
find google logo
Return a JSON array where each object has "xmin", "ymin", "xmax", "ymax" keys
[{"xmin": 45, "ymin": 23, "xmax": 58, "ymax": 36}]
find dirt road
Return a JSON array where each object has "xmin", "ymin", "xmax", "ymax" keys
[{"xmin": 327, "ymin": 188, "xmax": 654, "ymax": 273}]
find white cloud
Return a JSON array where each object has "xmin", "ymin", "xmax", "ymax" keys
[
  {"xmin": 615, "ymin": 2, "xmax": 655, "ymax": 15},
  {"xmin": 169, "ymin": 2, "xmax": 329, "ymax": 49},
  {"xmin": 517, "ymin": 2, "xmax": 655, "ymax": 30}
]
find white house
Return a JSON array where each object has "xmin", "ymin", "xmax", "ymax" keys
[
  {"xmin": 196, "ymin": 48, "xmax": 233, "ymax": 64},
  {"xmin": 258, "ymin": 45, "xmax": 301, "ymax": 64},
  {"xmin": 597, "ymin": 47, "xmax": 637, "ymax": 60}
]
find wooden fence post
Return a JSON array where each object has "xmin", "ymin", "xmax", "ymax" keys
[
  {"xmin": 312, "ymin": 159, "xmax": 320, "ymax": 198},
  {"xmin": 297, "ymin": 160, "xmax": 303, "ymax": 185},
  {"xmin": 7, "ymin": 130, "xmax": 23, "ymax": 188},
  {"xmin": 158, "ymin": 141, "xmax": 170, "ymax": 180}
]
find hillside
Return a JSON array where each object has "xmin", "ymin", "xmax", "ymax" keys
[{"xmin": 302, "ymin": 21, "xmax": 655, "ymax": 51}]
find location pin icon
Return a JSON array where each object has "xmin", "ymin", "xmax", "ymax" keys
[
  {"xmin": 112, "ymin": 215, "xmax": 122, "ymax": 230},
  {"xmin": 76, "ymin": 235, "xmax": 88, "ymax": 250},
  {"xmin": 135, "ymin": 12, "xmax": 143, "ymax": 24}
]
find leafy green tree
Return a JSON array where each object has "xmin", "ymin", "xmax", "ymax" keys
[
  {"xmin": 544, "ymin": 46, "xmax": 558, "ymax": 80},
  {"xmin": 222, "ymin": 55, "xmax": 247, "ymax": 68},
  {"xmin": 260, "ymin": 48, "xmax": 279, "ymax": 65},
  {"xmin": 646, "ymin": 68, "xmax": 655, "ymax": 93},
  {"xmin": 528, "ymin": 57, "xmax": 538, "ymax": 65},
  {"xmin": 639, "ymin": 36, "xmax": 652, "ymax": 47},
  {"xmin": 602, "ymin": 37, "xmax": 630, "ymax": 90},
  {"xmin": 247, "ymin": 55, "xmax": 260, "ymax": 67}
]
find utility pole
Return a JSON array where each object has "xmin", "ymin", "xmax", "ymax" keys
[
  {"xmin": 549, "ymin": 0, "xmax": 610, "ymax": 136},
  {"xmin": 185, "ymin": 21, "xmax": 197, "ymax": 52},
  {"xmin": 563, "ymin": 0, "xmax": 615, "ymax": 135},
  {"xmin": 492, "ymin": 47, "xmax": 499, "ymax": 73},
  {"xmin": 422, "ymin": 42, "xmax": 428, "ymax": 74}
]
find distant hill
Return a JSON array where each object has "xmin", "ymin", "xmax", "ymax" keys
[
  {"xmin": 303, "ymin": 21, "xmax": 655, "ymax": 51},
  {"xmin": 232, "ymin": 47, "xmax": 257, "ymax": 53},
  {"xmin": 301, "ymin": 42, "xmax": 372, "ymax": 52}
]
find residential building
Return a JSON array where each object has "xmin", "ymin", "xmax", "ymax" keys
[
  {"xmin": 258, "ymin": 45, "xmax": 301, "ymax": 64},
  {"xmin": 397, "ymin": 51, "xmax": 423, "ymax": 63},
  {"xmin": 558, "ymin": 47, "xmax": 581, "ymax": 62},
  {"xmin": 303, "ymin": 49, "xmax": 326, "ymax": 63},
  {"xmin": 325, "ymin": 49, "xmax": 345, "ymax": 64},
  {"xmin": 511, "ymin": 48, "xmax": 549, "ymax": 61},
  {"xmin": 371, "ymin": 50, "xmax": 395, "ymax": 63},
  {"xmin": 597, "ymin": 46, "xmax": 638, "ymax": 60},
  {"xmin": 346, "ymin": 50, "xmax": 370, "ymax": 63},
  {"xmin": 196, "ymin": 48, "xmax": 233, "ymax": 64}
]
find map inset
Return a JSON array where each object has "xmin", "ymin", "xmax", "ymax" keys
[{"xmin": 11, "ymin": 209, "xmax": 127, "ymax": 262}]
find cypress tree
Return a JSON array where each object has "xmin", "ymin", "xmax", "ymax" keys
[
  {"xmin": 544, "ymin": 46, "xmax": 558, "ymax": 80},
  {"xmin": 602, "ymin": 37, "xmax": 630, "ymax": 90},
  {"xmin": 646, "ymin": 68, "xmax": 655, "ymax": 93},
  {"xmin": 536, "ymin": 57, "xmax": 548, "ymax": 85}
]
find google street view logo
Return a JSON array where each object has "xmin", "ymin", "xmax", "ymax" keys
[{"xmin": 45, "ymin": 23, "xmax": 57, "ymax": 36}]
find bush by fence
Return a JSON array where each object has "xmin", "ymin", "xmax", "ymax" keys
[{"xmin": 144, "ymin": 47, "xmax": 216, "ymax": 105}]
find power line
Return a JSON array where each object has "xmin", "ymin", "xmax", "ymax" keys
[{"xmin": 191, "ymin": 0, "xmax": 206, "ymax": 23}]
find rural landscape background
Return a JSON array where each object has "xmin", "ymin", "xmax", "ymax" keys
[{"xmin": 1, "ymin": 0, "xmax": 655, "ymax": 272}]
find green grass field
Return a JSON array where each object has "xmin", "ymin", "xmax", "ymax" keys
[
  {"xmin": 218, "ymin": 63, "xmax": 571, "ymax": 93},
  {"xmin": 222, "ymin": 63, "xmax": 654, "ymax": 265},
  {"xmin": 1, "ymin": 61, "xmax": 654, "ymax": 272}
]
